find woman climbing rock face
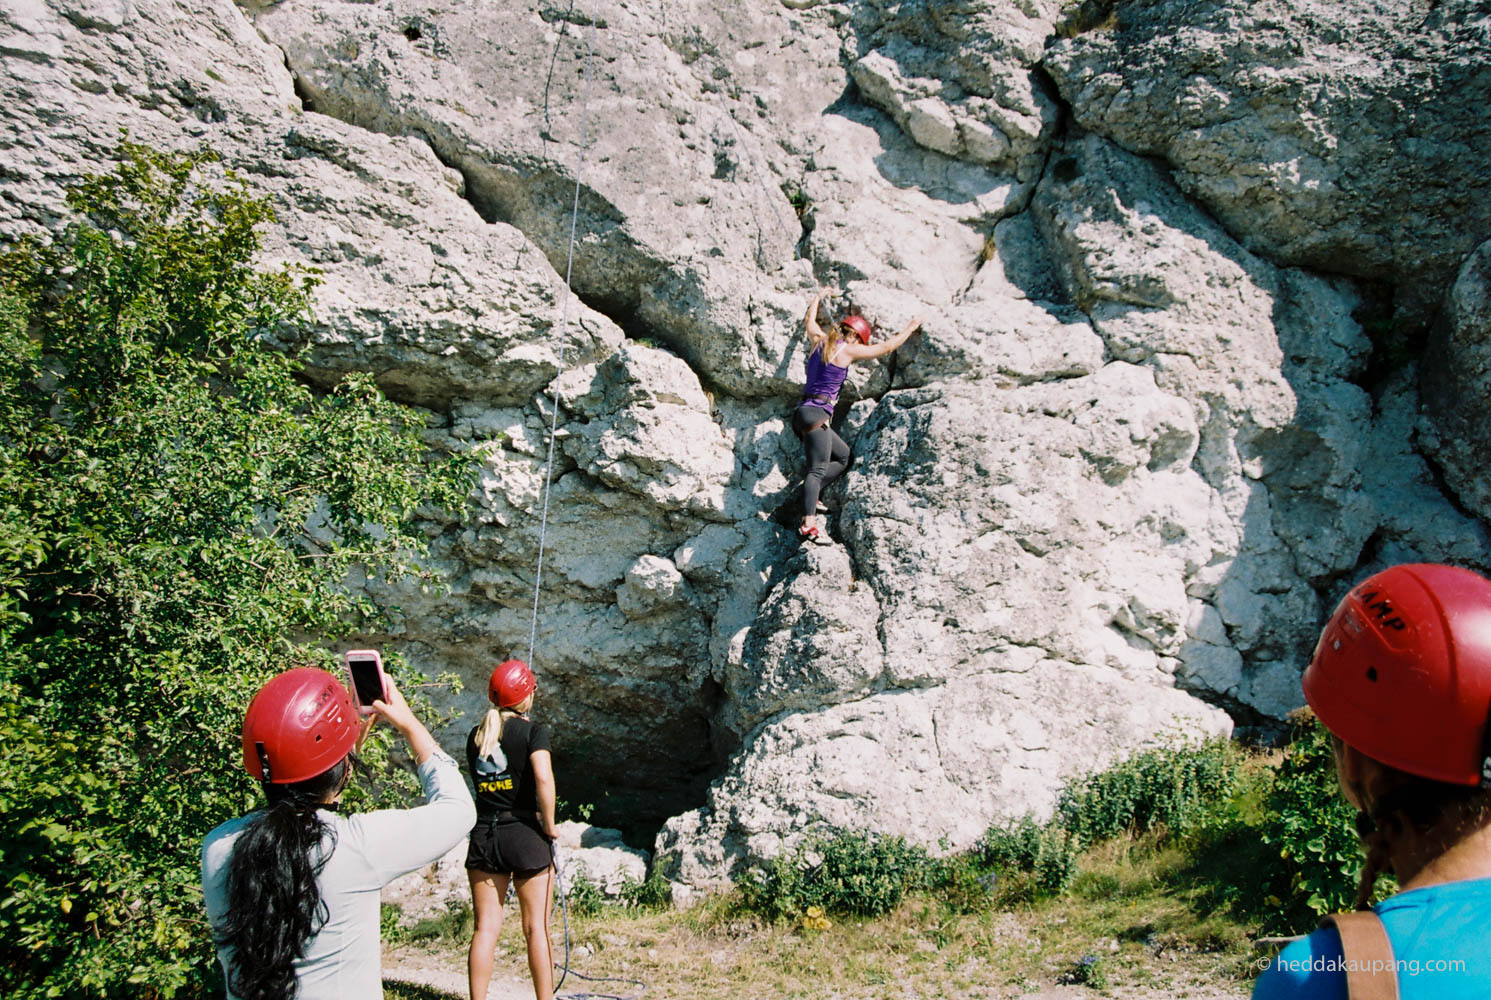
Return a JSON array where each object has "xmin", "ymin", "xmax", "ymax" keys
[
  {"xmin": 1253, "ymin": 563, "xmax": 1491, "ymax": 1000},
  {"xmin": 793, "ymin": 286, "xmax": 923, "ymax": 545}
]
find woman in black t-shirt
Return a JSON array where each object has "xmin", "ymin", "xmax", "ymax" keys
[{"xmin": 465, "ymin": 659, "xmax": 558, "ymax": 1000}]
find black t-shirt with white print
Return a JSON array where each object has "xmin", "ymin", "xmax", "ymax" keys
[{"xmin": 464, "ymin": 715, "xmax": 551, "ymax": 822}]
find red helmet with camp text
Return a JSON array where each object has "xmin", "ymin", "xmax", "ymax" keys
[
  {"xmin": 490, "ymin": 659, "xmax": 536, "ymax": 708},
  {"xmin": 241, "ymin": 667, "xmax": 359, "ymax": 785},
  {"xmin": 841, "ymin": 314, "xmax": 872, "ymax": 345},
  {"xmin": 1303, "ymin": 563, "xmax": 1491, "ymax": 787}
]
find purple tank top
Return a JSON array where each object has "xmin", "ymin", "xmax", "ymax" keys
[{"xmin": 802, "ymin": 345, "xmax": 849, "ymax": 406}]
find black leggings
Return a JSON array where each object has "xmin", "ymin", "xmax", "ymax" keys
[{"xmin": 793, "ymin": 405, "xmax": 852, "ymax": 518}]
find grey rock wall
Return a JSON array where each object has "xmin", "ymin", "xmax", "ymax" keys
[
  {"xmin": 2, "ymin": 0, "xmax": 1489, "ymax": 887},
  {"xmin": 1044, "ymin": 0, "xmax": 1491, "ymax": 329}
]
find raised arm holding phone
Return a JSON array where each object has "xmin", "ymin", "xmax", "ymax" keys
[{"xmin": 200, "ymin": 658, "xmax": 473, "ymax": 1000}]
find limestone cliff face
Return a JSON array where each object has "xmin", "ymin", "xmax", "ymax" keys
[{"xmin": 2, "ymin": 0, "xmax": 1488, "ymax": 885}]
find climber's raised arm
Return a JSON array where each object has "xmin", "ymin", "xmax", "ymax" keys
[
  {"xmin": 803, "ymin": 286, "xmax": 838, "ymax": 349},
  {"xmin": 840, "ymin": 315, "xmax": 923, "ymax": 362}
]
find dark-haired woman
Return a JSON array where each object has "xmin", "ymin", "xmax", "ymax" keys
[
  {"xmin": 1253, "ymin": 563, "xmax": 1491, "ymax": 1000},
  {"xmin": 794, "ymin": 287, "xmax": 922, "ymax": 544},
  {"xmin": 465, "ymin": 659, "xmax": 559, "ymax": 1000},
  {"xmin": 201, "ymin": 668, "xmax": 474, "ymax": 1000}
]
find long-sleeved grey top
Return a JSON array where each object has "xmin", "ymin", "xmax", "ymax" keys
[{"xmin": 201, "ymin": 749, "xmax": 475, "ymax": 1000}]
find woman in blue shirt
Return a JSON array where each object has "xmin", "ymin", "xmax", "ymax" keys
[
  {"xmin": 793, "ymin": 287, "xmax": 922, "ymax": 544},
  {"xmin": 1254, "ymin": 563, "xmax": 1491, "ymax": 999}
]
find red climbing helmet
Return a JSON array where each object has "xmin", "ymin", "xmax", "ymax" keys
[
  {"xmin": 241, "ymin": 667, "xmax": 359, "ymax": 784},
  {"xmin": 841, "ymin": 314, "xmax": 872, "ymax": 345},
  {"xmin": 1303, "ymin": 563, "xmax": 1491, "ymax": 787},
  {"xmin": 489, "ymin": 659, "xmax": 537, "ymax": 708}
]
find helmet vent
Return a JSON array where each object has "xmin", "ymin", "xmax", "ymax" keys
[{"xmin": 1366, "ymin": 666, "xmax": 1379, "ymax": 682}]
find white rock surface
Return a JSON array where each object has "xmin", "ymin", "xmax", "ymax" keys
[{"xmin": 2, "ymin": 0, "xmax": 1489, "ymax": 891}]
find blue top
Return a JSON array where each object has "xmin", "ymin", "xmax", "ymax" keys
[
  {"xmin": 1252, "ymin": 877, "xmax": 1491, "ymax": 999},
  {"xmin": 802, "ymin": 344, "xmax": 849, "ymax": 406}
]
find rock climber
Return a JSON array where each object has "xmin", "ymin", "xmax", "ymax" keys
[
  {"xmin": 202, "ymin": 667, "xmax": 474, "ymax": 1000},
  {"xmin": 465, "ymin": 659, "xmax": 560, "ymax": 1000},
  {"xmin": 1253, "ymin": 562, "xmax": 1491, "ymax": 999},
  {"xmin": 793, "ymin": 286, "xmax": 923, "ymax": 544}
]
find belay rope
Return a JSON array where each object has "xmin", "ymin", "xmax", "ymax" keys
[{"xmin": 521, "ymin": 12, "xmax": 646, "ymax": 1000}]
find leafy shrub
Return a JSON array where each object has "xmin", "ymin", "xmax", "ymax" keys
[
  {"xmin": 618, "ymin": 863, "xmax": 672, "ymax": 910},
  {"xmin": 923, "ymin": 851, "xmax": 999, "ymax": 914},
  {"xmin": 1057, "ymin": 738, "xmax": 1242, "ymax": 846},
  {"xmin": 1258, "ymin": 716, "xmax": 1377, "ymax": 928},
  {"xmin": 737, "ymin": 829, "xmax": 930, "ymax": 921},
  {"xmin": 563, "ymin": 869, "xmax": 607, "ymax": 918},
  {"xmin": 978, "ymin": 817, "xmax": 1079, "ymax": 898},
  {"xmin": 0, "ymin": 141, "xmax": 471, "ymax": 998}
]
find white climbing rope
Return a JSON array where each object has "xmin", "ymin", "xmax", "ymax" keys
[{"xmin": 526, "ymin": 14, "xmax": 596, "ymax": 670}]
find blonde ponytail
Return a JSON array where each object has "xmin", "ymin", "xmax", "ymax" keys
[
  {"xmin": 474, "ymin": 707, "xmax": 521, "ymax": 759},
  {"xmin": 823, "ymin": 317, "xmax": 845, "ymax": 364}
]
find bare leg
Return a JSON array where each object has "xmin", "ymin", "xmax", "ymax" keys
[
  {"xmin": 468, "ymin": 869, "xmax": 511, "ymax": 1000},
  {"xmin": 514, "ymin": 866, "xmax": 556, "ymax": 1000}
]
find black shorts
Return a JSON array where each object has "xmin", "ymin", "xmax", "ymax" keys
[{"xmin": 465, "ymin": 818, "xmax": 552, "ymax": 876}]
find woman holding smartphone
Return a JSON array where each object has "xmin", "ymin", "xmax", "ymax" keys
[
  {"xmin": 465, "ymin": 659, "xmax": 559, "ymax": 1000},
  {"xmin": 201, "ymin": 666, "xmax": 474, "ymax": 1000}
]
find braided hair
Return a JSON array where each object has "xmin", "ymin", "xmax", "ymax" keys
[
  {"xmin": 1351, "ymin": 764, "xmax": 1491, "ymax": 909},
  {"xmin": 216, "ymin": 760, "xmax": 347, "ymax": 1000}
]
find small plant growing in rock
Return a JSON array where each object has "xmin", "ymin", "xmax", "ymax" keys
[
  {"xmin": 618, "ymin": 863, "xmax": 672, "ymax": 910},
  {"xmin": 563, "ymin": 869, "xmax": 607, "ymax": 918},
  {"xmin": 1058, "ymin": 953, "xmax": 1111, "ymax": 990}
]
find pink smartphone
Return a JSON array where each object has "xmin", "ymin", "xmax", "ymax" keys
[{"xmin": 344, "ymin": 649, "xmax": 389, "ymax": 715}]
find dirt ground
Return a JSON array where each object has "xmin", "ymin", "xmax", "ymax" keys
[{"xmin": 384, "ymin": 942, "xmax": 1252, "ymax": 1000}]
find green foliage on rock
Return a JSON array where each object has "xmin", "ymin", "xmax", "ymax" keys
[
  {"xmin": 738, "ymin": 829, "xmax": 931, "ymax": 921},
  {"xmin": 1057, "ymin": 737, "xmax": 1244, "ymax": 846},
  {"xmin": 0, "ymin": 141, "xmax": 471, "ymax": 998},
  {"xmin": 977, "ymin": 816, "xmax": 1080, "ymax": 899},
  {"xmin": 564, "ymin": 870, "xmax": 608, "ymax": 918},
  {"xmin": 1257, "ymin": 716, "xmax": 1380, "ymax": 928}
]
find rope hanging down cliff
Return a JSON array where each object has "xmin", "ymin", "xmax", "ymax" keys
[
  {"xmin": 521, "ymin": 13, "xmax": 648, "ymax": 1000},
  {"xmin": 525, "ymin": 11, "xmax": 594, "ymax": 673}
]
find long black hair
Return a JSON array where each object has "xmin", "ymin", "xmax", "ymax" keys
[{"xmin": 216, "ymin": 759, "xmax": 348, "ymax": 1000}]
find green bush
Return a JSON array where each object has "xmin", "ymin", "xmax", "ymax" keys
[
  {"xmin": 563, "ymin": 870, "xmax": 607, "ymax": 918},
  {"xmin": 1258, "ymin": 717, "xmax": 1378, "ymax": 928},
  {"xmin": 618, "ymin": 863, "xmax": 672, "ymax": 910},
  {"xmin": 978, "ymin": 817, "xmax": 1079, "ymax": 897},
  {"xmin": 1057, "ymin": 738, "xmax": 1242, "ymax": 846},
  {"xmin": 0, "ymin": 141, "xmax": 471, "ymax": 998},
  {"xmin": 923, "ymin": 851, "xmax": 998, "ymax": 914},
  {"xmin": 737, "ymin": 829, "xmax": 930, "ymax": 921}
]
